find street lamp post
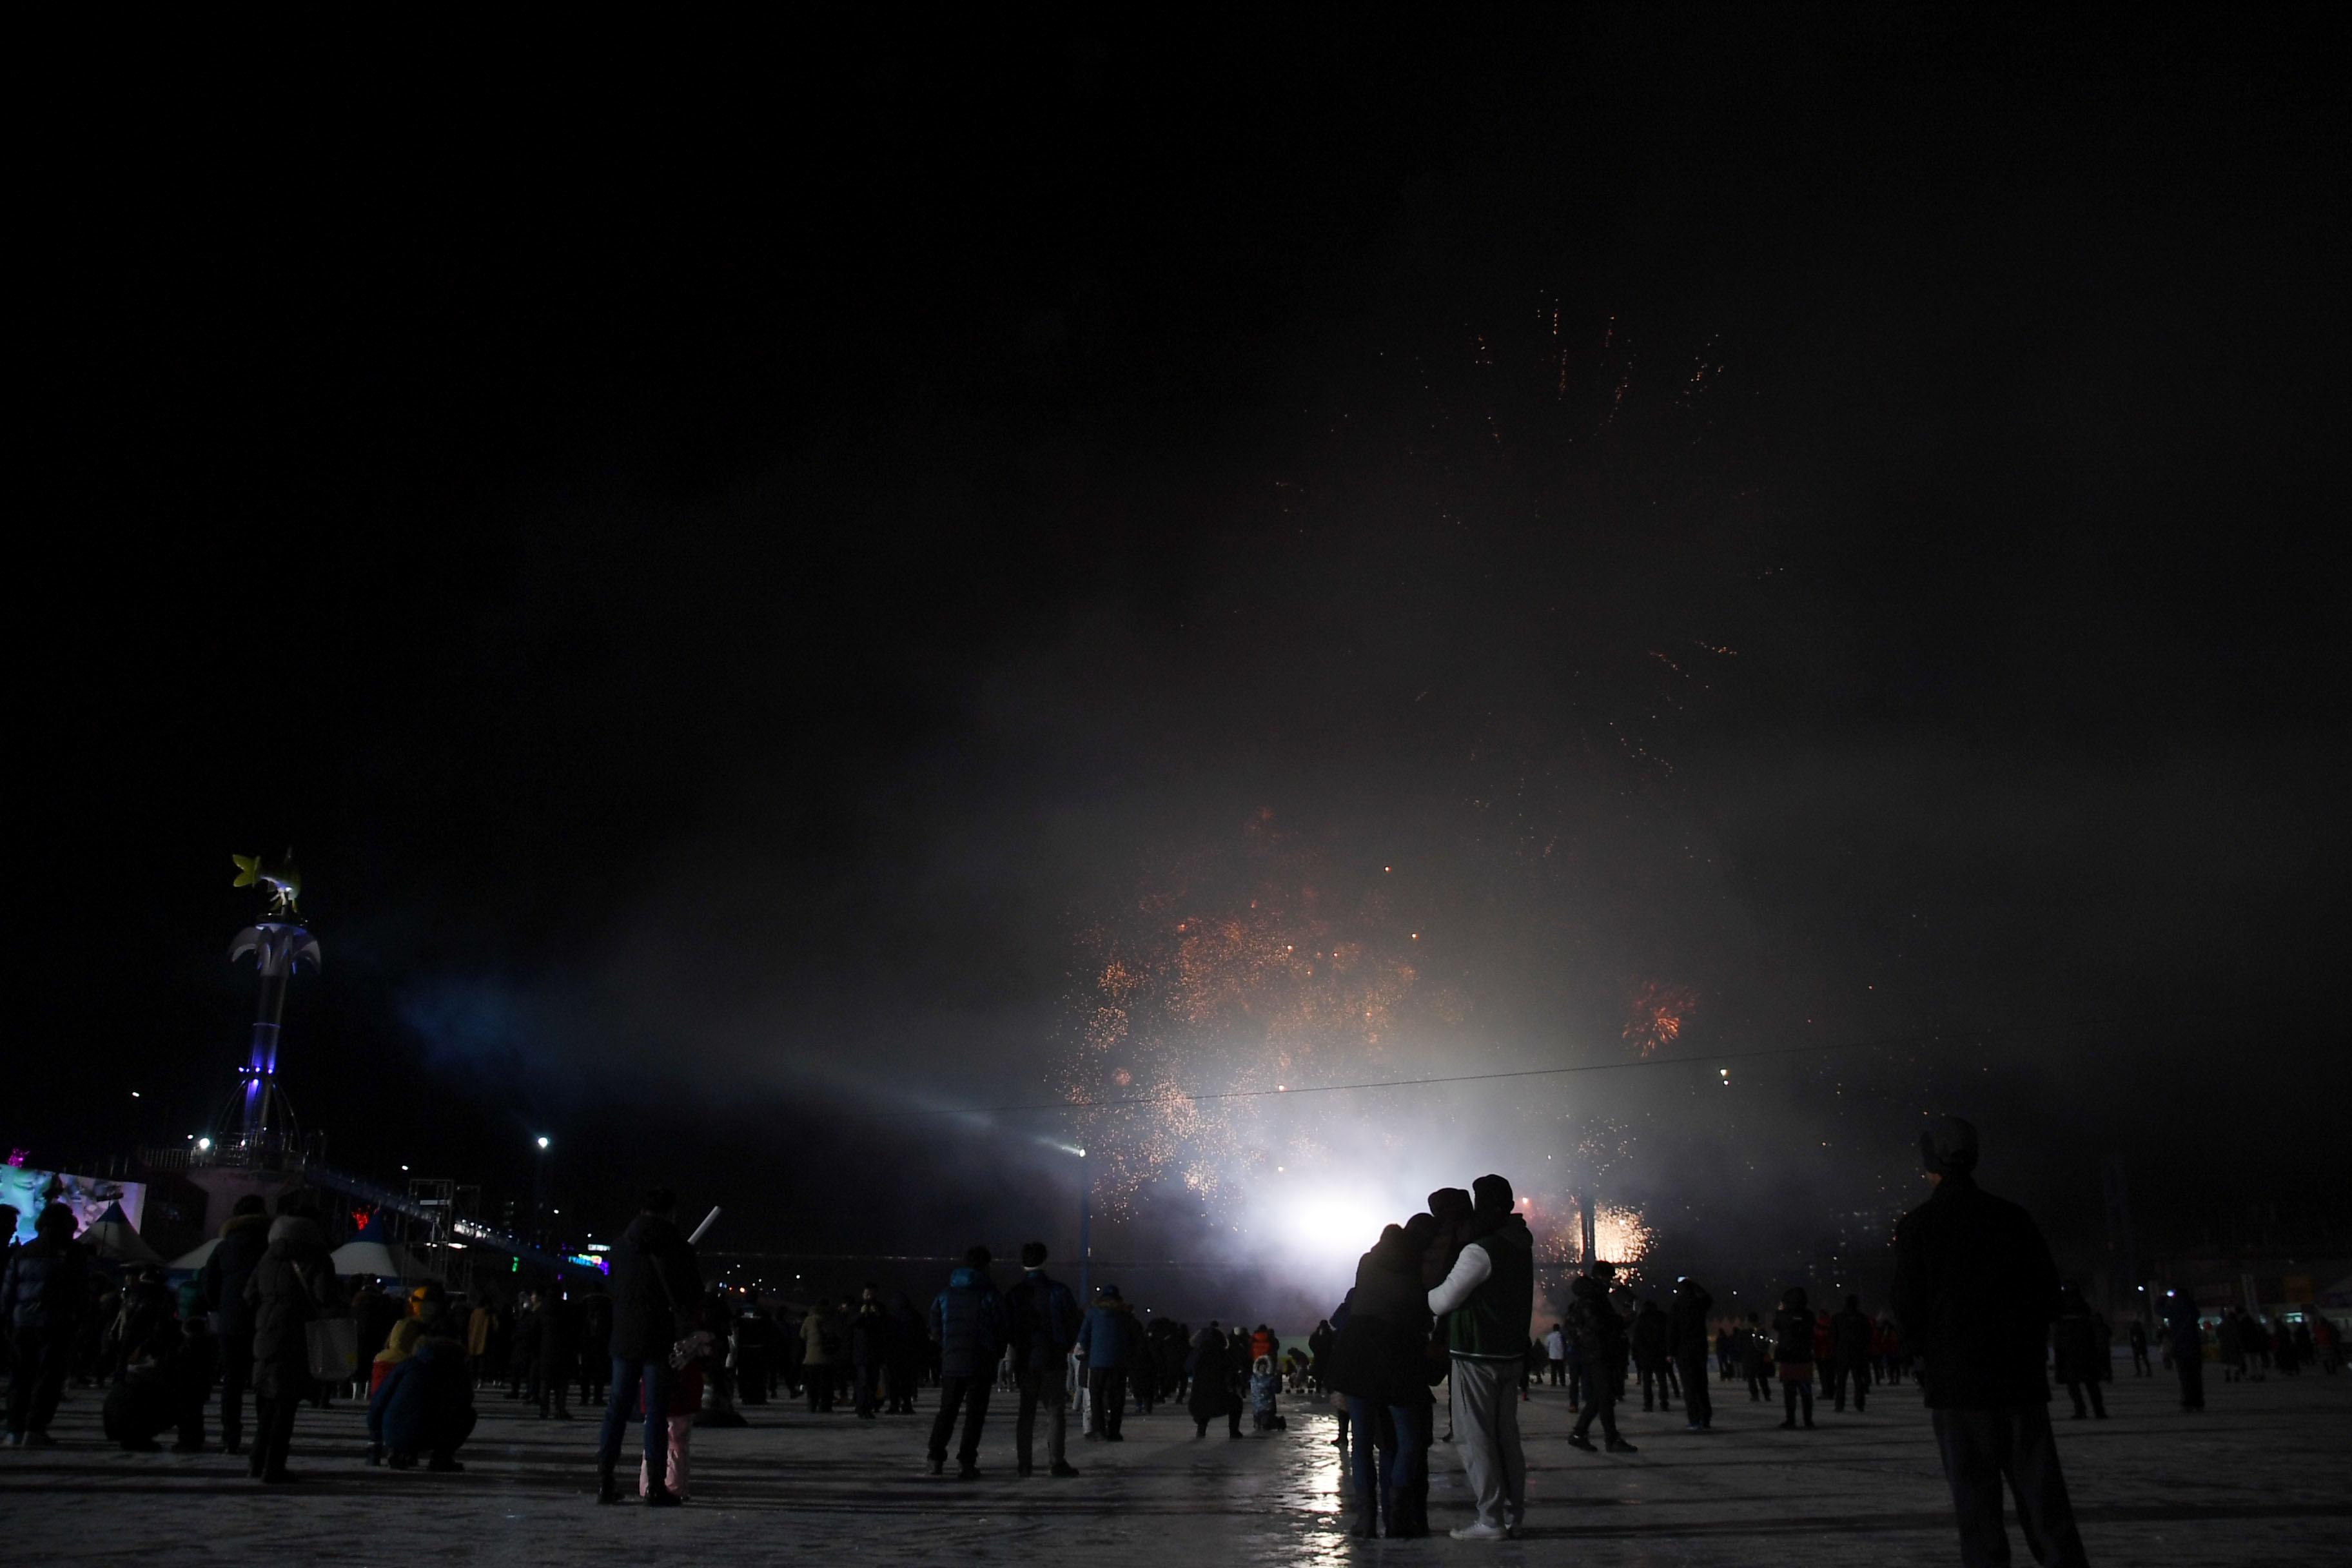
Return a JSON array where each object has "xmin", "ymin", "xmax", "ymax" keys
[{"xmin": 1077, "ymin": 1148, "xmax": 1091, "ymax": 1306}]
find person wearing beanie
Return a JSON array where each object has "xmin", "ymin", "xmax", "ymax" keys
[
  {"xmin": 1892, "ymin": 1117, "xmax": 2089, "ymax": 1567},
  {"xmin": 201, "ymin": 1193, "xmax": 273, "ymax": 1455},
  {"xmin": 1004, "ymin": 1241, "xmax": 1081, "ymax": 1478},
  {"xmin": 1427, "ymin": 1173, "xmax": 1535, "ymax": 1540}
]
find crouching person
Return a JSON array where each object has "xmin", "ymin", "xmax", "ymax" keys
[
  {"xmin": 103, "ymin": 1313, "xmax": 216, "ymax": 1453},
  {"xmin": 368, "ymin": 1283, "xmax": 478, "ymax": 1471}
]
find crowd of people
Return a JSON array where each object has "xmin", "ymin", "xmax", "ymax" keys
[{"xmin": 4, "ymin": 1126, "xmax": 2347, "ymax": 1563}]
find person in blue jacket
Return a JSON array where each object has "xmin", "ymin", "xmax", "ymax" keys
[
  {"xmin": 926, "ymin": 1246, "xmax": 1006, "ymax": 1479},
  {"xmin": 368, "ymin": 1284, "xmax": 478, "ymax": 1471},
  {"xmin": 1077, "ymin": 1284, "xmax": 1137, "ymax": 1441}
]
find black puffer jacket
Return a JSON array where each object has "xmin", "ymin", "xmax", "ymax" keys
[
  {"xmin": 609, "ymin": 1212, "xmax": 701, "ymax": 1361},
  {"xmin": 1, "ymin": 1230, "xmax": 90, "ymax": 1330},
  {"xmin": 1187, "ymin": 1327, "xmax": 1239, "ymax": 1421},
  {"xmin": 1892, "ymin": 1173, "xmax": 2061, "ymax": 1409},
  {"xmin": 1326, "ymin": 1231, "xmax": 1434, "ymax": 1407}
]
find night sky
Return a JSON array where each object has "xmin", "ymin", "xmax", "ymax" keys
[{"xmin": 23, "ymin": 14, "xmax": 2347, "ymax": 1315}]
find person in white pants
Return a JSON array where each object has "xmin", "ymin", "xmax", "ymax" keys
[{"xmin": 1427, "ymin": 1173, "xmax": 1536, "ymax": 1540}]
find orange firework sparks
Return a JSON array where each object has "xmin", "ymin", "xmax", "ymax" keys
[
  {"xmin": 1624, "ymin": 981, "xmax": 1696, "ymax": 1057},
  {"xmin": 1056, "ymin": 817, "xmax": 1426, "ymax": 1217}
]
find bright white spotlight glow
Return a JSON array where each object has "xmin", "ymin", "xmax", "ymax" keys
[
  {"xmin": 536, "ymin": 1135, "xmax": 551, "ymax": 1150},
  {"xmin": 1280, "ymin": 1190, "xmax": 1397, "ymax": 1264}
]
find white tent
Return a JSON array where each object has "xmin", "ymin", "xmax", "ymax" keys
[
  {"xmin": 167, "ymin": 1238, "xmax": 220, "ymax": 1271},
  {"xmin": 81, "ymin": 1204, "xmax": 165, "ymax": 1265},
  {"xmin": 329, "ymin": 1239, "xmax": 426, "ymax": 1280}
]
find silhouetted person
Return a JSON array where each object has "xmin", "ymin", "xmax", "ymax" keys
[
  {"xmin": 2126, "ymin": 1318, "xmax": 2150, "ymax": 1377},
  {"xmin": 799, "ymin": 1298, "xmax": 838, "ymax": 1411},
  {"xmin": 1327, "ymin": 1224, "xmax": 1435, "ymax": 1538},
  {"xmin": 244, "ymin": 1194, "xmax": 337, "ymax": 1483},
  {"xmin": 2052, "ymin": 1284, "xmax": 2108, "ymax": 1420},
  {"xmin": 1741, "ymin": 1311, "xmax": 1772, "ymax": 1400},
  {"xmin": 1631, "ymin": 1297, "xmax": 1672, "ymax": 1411},
  {"xmin": 595, "ymin": 1187, "xmax": 700, "ymax": 1506},
  {"xmin": 199, "ymin": 1193, "xmax": 271, "ymax": 1455},
  {"xmin": 1772, "ymin": 1288, "xmax": 1818, "ymax": 1428},
  {"xmin": 1188, "ymin": 1322, "xmax": 1243, "ymax": 1437},
  {"xmin": 1893, "ymin": 1118, "xmax": 2089, "ymax": 1568},
  {"xmin": 3, "ymin": 1204, "xmax": 90, "ymax": 1446},
  {"xmin": 852, "ymin": 1285, "xmax": 887, "ymax": 1419},
  {"xmin": 1830, "ymin": 1293, "xmax": 1874, "ymax": 1412},
  {"xmin": 926, "ymin": 1245, "xmax": 1004, "ymax": 1478},
  {"xmin": 2161, "ymin": 1289, "xmax": 2204, "ymax": 1410},
  {"xmin": 1669, "ymin": 1277, "xmax": 1714, "ymax": 1431},
  {"xmin": 1078, "ymin": 1284, "xmax": 1137, "ymax": 1440},
  {"xmin": 1567, "ymin": 1260, "xmax": 1634, "ymax": 1453},
  {"xmin": 1004, "ymin": 1242, "xmax": 1080, "ymax": 1476}
]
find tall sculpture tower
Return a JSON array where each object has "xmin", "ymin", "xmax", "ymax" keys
[{"xmin": 227, "ymin": 852, "xmax": 320, "ymax": 1149}]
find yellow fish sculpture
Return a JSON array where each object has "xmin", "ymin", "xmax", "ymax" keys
[{"xmin": 231, "ymin": 851, "xmax": 302, "ymax": 917}]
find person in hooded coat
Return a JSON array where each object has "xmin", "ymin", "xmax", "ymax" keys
[
  {"xmin": 201, "ymin": 1193, "xmax": 272, "ymax": 1454},
  {"xmin": 1429, "ymin": 1173, "xmax": 1536, "ymax": 1540},
  {"xmin": 1669, "ymin": 1277, "xmax": 1715, "ymax": 1432},
  {"xmin": 2051, "ymin": 1284, "xmax": 2110, "ymax": 1420},
  {"xmin": 242, "ymin": 1195, "xmax": 337, "ymax": 1482},
  {"xmin": 594, "ymin": 1187, "xmax": 701, "ymax": 1507},
  {"xmin": 1328, "ymin": 1223, "xmax": 1435, "ymax": 1538},
  {"xmin": 1186, "ymin": 1322, "xmax": 1244, "ymax": 1438},
  {"xmin": 1893, "ymin": 1117, "xmax": 2088, "ymax": 1568}
]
